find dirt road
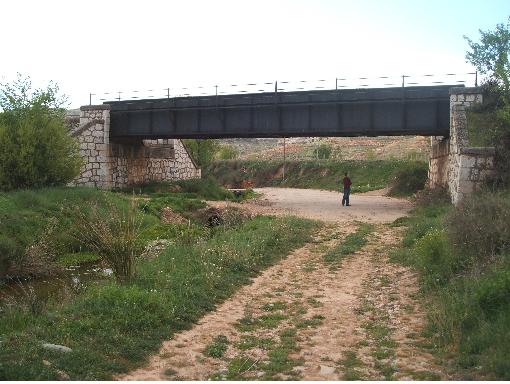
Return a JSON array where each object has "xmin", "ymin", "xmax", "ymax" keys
[
  {"xmin": 253, "ymin": 187, "xmax": 412, "ymax": 223},
  {"xmin": 118, "ymin": 189, "xmax": 448, "ymax": 380}
]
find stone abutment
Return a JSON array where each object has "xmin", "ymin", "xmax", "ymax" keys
[
  {"xmin": 428, "ymin": 87, "xmax": 495, "ymax": 204},
  {"xmin": 70, "ymin": 105, "xmax": 200, "ymax": 189}
]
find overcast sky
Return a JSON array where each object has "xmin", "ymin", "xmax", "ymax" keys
[{"xmin": 1, "ymin": 0, "xmax": 508, "ymax": 108}]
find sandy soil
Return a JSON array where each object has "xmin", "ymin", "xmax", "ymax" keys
[
  {"xmin": 252, "ymin": 187, "xmax": 412, "ymax": 223},
  {"xmin": 117, "ymin": 189, "xmax": 448, "ymax": 381}
]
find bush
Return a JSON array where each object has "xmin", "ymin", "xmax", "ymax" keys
[
  {"xmin": 388, "ymin": 162, "xmax": 428, "ymax": 196},
  {"xmin": 447, "ymin": 193, "xmax": 510, "ymax": 261},
  {"xmin": 414, "ymin": 229, "xmax": 457, "ymax": 288},
  {"xmin": 217, "ymin": 144, "xmax": 239, "ymax": 160},
  {"xmin": 0, "ymin": 75, "xmax": 82, "ymax": 190},
  {"xmin": 181, "ymin": 139, "xmax": 219, "ymax": 167},
  {"xmin": 314, "ymin": 143, "xmax": 332, "ymax": 160}
]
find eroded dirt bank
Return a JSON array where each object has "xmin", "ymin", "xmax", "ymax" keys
[{"xmin": 117, "ymin": 189, "xmax": 447, "ymax": 380}]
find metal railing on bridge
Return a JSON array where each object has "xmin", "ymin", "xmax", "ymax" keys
[{"xmin": 88, "ymin": 72, "xmax": 477, "ymax": 105}]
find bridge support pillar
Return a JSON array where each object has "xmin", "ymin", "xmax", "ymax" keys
[
  {"xmin": 70, "ymin": 106, "xmax": 200, "ymax": 189},
  {"xmin": 428, "ymin": 88, "xmax": 495, "ymax": 205}
]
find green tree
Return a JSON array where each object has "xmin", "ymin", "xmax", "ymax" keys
[
  {"xmin": 0, "ymin": 74, "xmax": 83, "ymax": 190},
  {"xmin": 182, "ymin": 139, "xmax": 219, "ymax": 167},
  {"xmin": 465, "ymin": 18, "xmax": 510, "ymax": 92},
  {"xmin": 465, "ymin": 18, "xmax": 510, "ymax": 188}
]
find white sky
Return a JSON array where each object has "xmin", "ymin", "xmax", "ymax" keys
[{"xmin": 1, "ymin": 0, "xmax": 508, "ymax": 107}]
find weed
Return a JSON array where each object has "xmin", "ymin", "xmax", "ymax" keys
[
  {"xmin": 226, "ymin": 356, "xmax": 258, "ymax": 380},
  {"xmin": 404, "ymin": 369, "xmax": 442, "ymax": 380},
  {"xmin": 371, "ymin": 347, "xmax": 393, "ymax": 360},
  {"xmin": 295, "ymin": 314, "xmax": 325, "ymax": 328},
  {"xmin": 343, "ymin": 369, "xmax": 365, "ymax": 380},
  {"xmin": 379, "ymin": 275, "xmax": 391, "ymax": 287},
  {"xmin": 204, "ymin": 335, "xmax": 229, "ymax": 358},
  {"xmin": 338, "ymin": 350, "xmax": 364, "ymax": 369},
  {"xmin": 374, "ymin": 360, "xmax": 396, "ymax": 380},
  {"xmin": 261, "ymin": 301, "xmax": 287, "ymax": 312},
  {"xmin": 258, "ymin": 313, "xmax": 288, "ymax": 328},
  {"xmin": 237, "ymin": 335, "xmax": 274, "ymax": 351},
  {"xmin": 324, "ymin": 224, "xmax": 374, "ymax": 263},
  {"xmin": 306, "ymin": 297, "xmax": 323, "ymax": 307}
]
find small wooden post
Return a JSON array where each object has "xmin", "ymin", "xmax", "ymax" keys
[{"xmin": 283, "ymin": 137, "xmax": 286, "ymax": 181}]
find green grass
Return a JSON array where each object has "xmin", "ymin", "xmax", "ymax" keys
[
  {"xmin": 237, "ymin": 335, "xmax": 275, "ymax": 351},
  {"xmin": 0, "ymin": 215, "xmax": 319, "ymax": 380},
  {"xmin": 0, "ymin": 178, "xmax": 258, "ymax": 279},
  {"xmin": 391, "ymin": 190, "xmax": 510, "ymax": 380},
  {"xmin": 295, "ymin": 314, "xmax": 325, "ymax": 328},
  {"xmin": 56, "ymin": 252, "xmax": 101, "ymax": 267},
  {"xmin": 204, "ymin": 335, "xmax": 229, "ymax": 358},
  {"xmin": 122, "ymin": 177, "xmax": 235, "ymax": 200},
  {"xmin": 338, "ymin": 350, "xmax": 365, "ymax": 380},
  {"xmin": 0, "ymin": 187, "xmax": 159, "ymax": 279},
  {"xmin": 323, "ymin": 223, "xmax": 374, "ymax": 263},
  {"xmin": 205, "ymin": 159, "xmax": 428, "ymax": 193}
]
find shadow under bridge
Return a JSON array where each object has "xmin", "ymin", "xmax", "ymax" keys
[{"xmin": 107, "ymin": 85, "xmax": 455, "ymax": 140}]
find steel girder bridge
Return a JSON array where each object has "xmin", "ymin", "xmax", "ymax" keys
[{"xmin": 106, "ymin": 85, "xmax": 455, "ymax": 140}]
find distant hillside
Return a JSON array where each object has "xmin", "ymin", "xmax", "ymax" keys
[{"xmin": 219, "ymin": 136, "xmax": 430, "ymax": 162}]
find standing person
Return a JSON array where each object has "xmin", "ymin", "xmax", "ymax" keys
[{"xmin": 342, "ymin": 172, "xmax": 352, "ymax": 206}]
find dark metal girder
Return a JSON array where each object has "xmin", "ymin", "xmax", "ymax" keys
[{"xmin": 107, "ymin": 86, "xmax": 455, "ymax": 140}]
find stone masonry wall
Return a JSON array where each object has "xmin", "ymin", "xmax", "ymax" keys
[
  {"xmin": 428, "ymin": 136, "xmax": 450, "ymax": 188},
  {"xmin": 71, "ymin": 106, "xmax": 200, "ymax": 189},
  {"xmin": 71, "ymin": 105, "xmax": 112, "ymax": 187},
  {"xmin": 109, "ymin": 139, "xmax": 201, "ymax": 188},
  {"xmin": 447, "ymin": 88, "xmax": 495, "ymax": 205}
]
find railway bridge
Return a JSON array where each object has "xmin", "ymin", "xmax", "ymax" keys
[{"xmin": 71, "ymin": 84, "xmax": 493, "ymax": 204}]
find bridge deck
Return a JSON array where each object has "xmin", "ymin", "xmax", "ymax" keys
[{"xmin": 107, "ymin": 85, "xmax": 454, "ymax": 139}]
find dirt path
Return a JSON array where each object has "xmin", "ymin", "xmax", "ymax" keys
[{"xmin": 117, "ymin": 189, "xmax": 447, "ymax": 380}]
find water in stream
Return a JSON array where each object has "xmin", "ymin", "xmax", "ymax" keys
[{"xmin": 0, "ymin": 264, "xmax": 113, "ymax": 304}]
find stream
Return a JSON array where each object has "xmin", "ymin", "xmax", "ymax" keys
[{"xmin": 0, "ymin": 264, "xmax": 113, "ymax": 304}]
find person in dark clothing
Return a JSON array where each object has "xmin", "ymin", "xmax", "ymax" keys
[{"xmin": 342, "ymin": 172, "xmax": 352, "ymax": 206}]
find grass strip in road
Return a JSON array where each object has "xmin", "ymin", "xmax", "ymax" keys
[
  {"xmin": 323, "ymin": 223, "xmax": 374, "ymax": 263},
  {"xmin": 0, "ymin": 216, "xmax": 319, "ymax": 380}
]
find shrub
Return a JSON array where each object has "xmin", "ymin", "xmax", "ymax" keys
[
  {"xmin": 388, "ymin": 162, "xmax": 428, "ymax": 196},
  {"xmin": 314, "ymin": 143, "xmax": 332, "ymax": 160},
  {"xmin": 217, "ymin": 144, "xmax": 239, "ymax": 160},
  {"xmin": 476, "ymin": 268, "xmax": 510, "ymax": 317},
  {"xmin": 414, "ymin": 229, "xmax": 457, "ymax": 288},
  {"xmin": 182, "ymin": 139, "xmax": 219, "ymax": 167},
  {"xmin": 447, "ymin": 193, "xmax": 510, "ymax": 261},
  {"xmin": 0, "ymin": 75, "xmax": 82, "ymax": 190}
]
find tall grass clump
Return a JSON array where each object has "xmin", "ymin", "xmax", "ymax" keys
[{"xmin": 71, "ymin": 199, "xmax": 142, "ymax": 282}]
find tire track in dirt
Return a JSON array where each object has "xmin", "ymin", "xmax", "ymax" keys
[
  {"xmin": 116, "ymin": 190, "xmax": 447, "ymax": 380},
  {"xmin": 116, "ymin": 224, "xmax": 353, "ymax": 380}
]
